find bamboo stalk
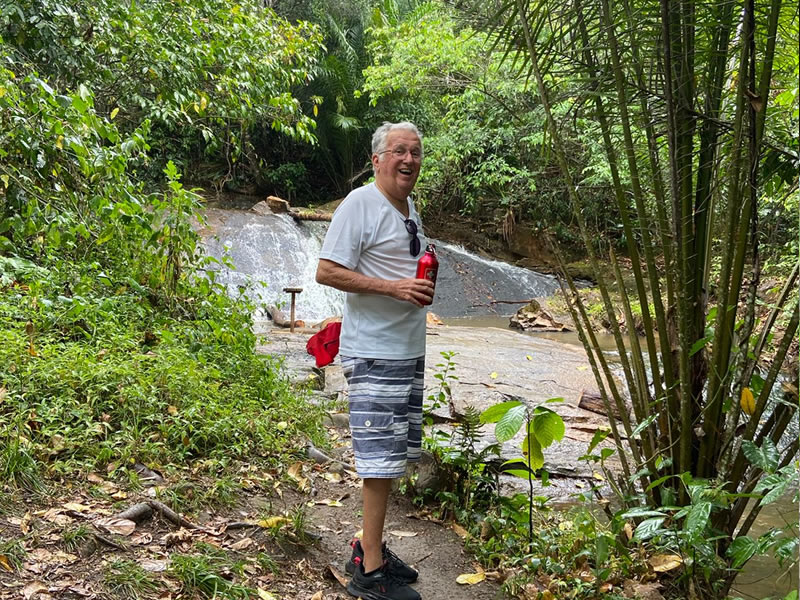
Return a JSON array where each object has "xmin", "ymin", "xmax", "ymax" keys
[
  {"xmin": 725, "ymin": 302, "xmax": 799, "ymax": 488},
  {"xmin": 598, "ymin": 0, "xmax": 665, "ymax": 419},
  {"xmin": 512, "ymin": 0, "xmax": 644, "ymax": 421}
]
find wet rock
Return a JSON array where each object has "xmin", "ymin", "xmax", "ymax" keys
[{"xmin": 510, "ymin": 300, "xmax": 570, "ymax": 332}]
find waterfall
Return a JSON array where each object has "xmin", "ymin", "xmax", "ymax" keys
[{"xmin": 199, "ymin": 207, "xmax": 563, "ymax": 322}]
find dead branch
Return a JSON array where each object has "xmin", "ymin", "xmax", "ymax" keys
[
  {"xmin": 115, "ymin": 502, "xmax": 153, "ymax": 523},
  {"xmin": 471, "ymin": 299, "xmax": 533, "ymax": 307},
  {"xmin": 146, "ymin": 500, "xmax": 201, "ymax": 530}
]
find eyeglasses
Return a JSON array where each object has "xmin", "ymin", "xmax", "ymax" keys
[
  {"xmin": 405, "ymin": 219, "xmax": 421, "ymax": 257},
  {"xmin": 381, "ymin": 146, "xmax": 423, "ymax": 161}
]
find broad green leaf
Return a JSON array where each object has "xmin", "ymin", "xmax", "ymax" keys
[
  {"xmin": 527, "ymin": 435, "xmax": 544, "ymax": 470},
  {"xmin": 596, "ymin": 534, "xmax": 609, "ymax": 566},
  {"xmin": 742, "ymin": 439, "xmax": 779, "ymax": 473},
  {"xmin": 504, "ymin": 468, "xmax": 535, "ymax": 479},
  {"xmin": 495, "ymin": 404, "xmax": 526, "ymax": 442},
  {"xmin": 481, "ymin": 400, "xmax": 522, "ymax": 424},
  {"xmin": 685, "ymin": 501, "xmax": 712, "ymax": 535},
  {"xmin": 532, "ymin": 409, "xmax": 564, "ymax": 448},
  {"xmin": 620, "ymin": 508, "xmax": 667, "ymax": 519},
  {"xmin": 727, "ymin": 536, "xmax": 757, "ymax": 569},
  {"xmin": 633, "ymin": 517, "xmax": 666, "ymax": 542}
]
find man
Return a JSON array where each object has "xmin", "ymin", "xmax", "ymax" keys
[{"xmin": 316, "ymin": 121, "xmax": 433, "ymax": 600}]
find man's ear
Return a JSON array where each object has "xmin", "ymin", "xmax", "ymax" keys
[{"xmin": 371, "ymin": 153, "xmax": 381, "ymax": 172}]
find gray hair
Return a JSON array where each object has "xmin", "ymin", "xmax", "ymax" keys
[{"xmin": 371, "ymin": 121, "xmax": 423, "ymax": 158}]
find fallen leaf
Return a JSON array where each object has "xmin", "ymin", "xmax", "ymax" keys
[
  {"xmin": 63, "ymin": 502, "xmax": 91, "ymax": 512},
  {"xmin": 167, "ymin": 405, "xmax": 178, "ymax": 415},
  {"xmin": 648, "ymin": 553, "xmax": 683, "ymax": 572},
  {"xmin": 489, "ymin": 372, "xmax": 498, "ymax": 379},
  {"xmin": 314, "ymin": 499, "xmax": 343, "ymax": 507},
  {"xmin": 287, "ymin": 462, "xmax": 309, "ymax": 492},
  {"xmin": 623, "ymin": 580, "xmax": 664, "ymax": 600},
  {"xmin": 623, "ymin": 522, "xmax": 634, "ymax": 540},
  {"xmin": 325, "ymin": 564, "xmax": 349, "ymax": 587},
  {"xmin": 257, "ymin": 590, "xmax": 278, "ymax": 600},
  {"xmin": 20, "ymin": 511, "xmax": 32, "ymax": 534},
  {"xmin": 593, "ymin": 471, "xmax": 605, "ymax": 481},
  {"xmin": 23, "ymin": 582, "xmax": 48, "ymax": 600},
  {"xmin": 600, "ymin": 582, "xmax": 613, "ymax": 593},
  {"xmin": 577, "ymin": 365, "xmax": 589, "ymax": 371},
  {"xmin": 40, "ymin": 508, "xmax": 72, "ymax": 526},
  {"xmin": 310, "ymin": 593, "xmax": 323, "ymax": 600},
  {"xmin": 87, "ymin": 473, "xmax": 104, "ymax": 484},
  {"xmin": 139, "ymin": 559, "xmax": 168, "ymax": 572},
  {"xmin": 95, "ymin": 517, "xmax": 136, "ymax": 536},
  {"xmin": 388, "ymin": 530, "xmax": 417, "ymax": 538},
  {"xmin": 164, "ymin": 529, "xmax": 193, "ymax": 547},
  {"xmin": 525, "ymin": 355, "xmax": 532, "ymax": 361},
  {"xmin": 131, "ymin": 532, "xmax": 153, "ymax": 545},
  {"xmin": 456, "ymin": 572, "xmax": 486, "ymax": 585},
  {"xmin": 258, "ymin": 516, "xmax": 290, "ymax": 528},
  {"xmin": 0, "ymin": 555, "xmax": 13, "ymax": 572},
  {"xmin": 323, "ymin": 472, "xmax": 342, "ymax": 483},
  {"xmin": 451, "ymin": 523, "xmax": 469, "ymax": 538},
  {"xmin": 229, "ymin": 537, "xmax": 253, "ymax": 551}
]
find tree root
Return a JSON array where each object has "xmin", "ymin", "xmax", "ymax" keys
[{"xmin": 114, "ymin": 500, "xmax": 202, "ymax": 530}]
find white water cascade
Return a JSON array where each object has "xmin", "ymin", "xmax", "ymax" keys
[{"xmin": 199, "ymin": 206, "xmax": 563, "ymax": 323}]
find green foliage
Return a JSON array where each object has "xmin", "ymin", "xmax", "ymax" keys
[
  {"xmin": 62, "ymin": 524, "xmax": 91, "ymax": 553},
  {"xmin": 1, "ymin": 0, "xmax": 323, "ymax": 182},
  {"xmin": 170, "ymin": 545, "xmax": 253, "ymax": 599},
  {"xmin": 104, "ymin": 559, "xmax": 161, "ymax": 600},
  {"xmin": 0, "ymin": 29, "xmax": 325, "ymax": 483},
  {"xmin": 361, "ymin": 2, "xmax": 614, "ymax": 238}
]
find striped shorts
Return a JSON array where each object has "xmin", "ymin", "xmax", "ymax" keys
[{"xmin": 341, "ymin": 356, "xmax": 425, "ymax": 479}]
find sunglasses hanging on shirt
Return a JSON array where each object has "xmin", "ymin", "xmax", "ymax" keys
[{"xmin": 404, "ymin": 219, "xmax": 421, "ymax": 257}]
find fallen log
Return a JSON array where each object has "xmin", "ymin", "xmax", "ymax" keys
[
  {"xmin": 266, "ymin": 305, "xmax": 305, "ymax": 329},
  {"xmin": 289, "ymin": 209, "xmax": 333, "ymax": 222},
  {"xmin": 111, "ymin": 500, "xmax": 202, "ymax": 530}
]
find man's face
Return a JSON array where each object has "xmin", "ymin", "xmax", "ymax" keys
[{"xmin": 372, "ymin": 130, "xmax": 422, "ymax": 203}]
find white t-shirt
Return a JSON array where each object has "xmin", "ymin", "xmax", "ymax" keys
[{"xmin": 319, "ymin": 182, "xmax": 428, "ymax": 359}]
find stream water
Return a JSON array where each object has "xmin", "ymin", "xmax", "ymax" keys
[{"xmin": 199, "ymin": 202, "xmax": 797, "ymax": 599}]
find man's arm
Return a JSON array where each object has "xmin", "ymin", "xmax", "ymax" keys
[{"xmin": 316, "ymin": 259, "xmax": 434, "ymax": 308}]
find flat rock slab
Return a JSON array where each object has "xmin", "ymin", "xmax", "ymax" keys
[
  {"xmin": 260, "ymin": 323, "xmax": 622, "ymax": 498},
  {"xmin": 423, "ymin": 326, "xmax": 621, "ymax": 488}
]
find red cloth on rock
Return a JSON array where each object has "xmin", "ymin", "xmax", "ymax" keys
[{"xmin": 306, "ymin": 321, "xmax": 342, "ymax": 367}]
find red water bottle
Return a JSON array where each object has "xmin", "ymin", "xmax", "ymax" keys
[{"xmin": 415, "ymin": 244, "xmax": 438, "ymax": 306}]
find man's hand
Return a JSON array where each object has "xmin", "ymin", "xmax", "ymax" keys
[
  {"xmin": 387, "ymin": 278, "xmax": 434, "ymax": 308},
  {"xmin": 317, "ymin": 259, "xmax": 434, "ymax": 307}
]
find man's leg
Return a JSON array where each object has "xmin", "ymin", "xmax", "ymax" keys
[{"xmin": 361, "ymin": 477, "xmax": 392, "ymax": 572}]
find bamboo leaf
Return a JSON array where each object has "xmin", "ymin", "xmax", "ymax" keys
[{"xmin": 587, "ymin": 429, "xmax": 610, "ymax": 454}]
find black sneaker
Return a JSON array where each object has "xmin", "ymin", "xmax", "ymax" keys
[
  {"xmin": 345, "ymin": 539, "xmax": 419, "ymax": 583},
  {"xmin": 347, "ymin": 562, "xmax": 421, "ymax": 600}
]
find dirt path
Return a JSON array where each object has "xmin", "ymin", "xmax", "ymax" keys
[{"xmin": 298, "ymin": 474, "xmax": 503, "ymax": 600}]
